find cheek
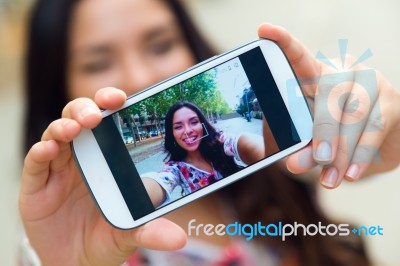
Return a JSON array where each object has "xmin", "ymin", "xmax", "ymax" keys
[
  {"xmin": 153, "ymin": 48, "xmax": 195, "ymax": 78},
  {"xmin": 195, "ymin": 124, "xmax": 204, "ymax": 135},
  {"xmin": 173, "ymin": 129, "xmax": 181, "ymax": 141},
  {"xmin": 67, "ymin": 69, "xmax": 120, "ymax": 100}
]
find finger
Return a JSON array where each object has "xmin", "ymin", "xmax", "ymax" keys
[
  {"xmin": 94, "ymin": 87, "xmax": 127, "ymax": 110},
  {"xmin": 320, "ymin": 133, "xmax": 382, "ymax": 189},
  {"xmin": 22, "ymin": 140, "xmax": 59, "ymax": 195},
  {"xmin": 41, "ymin": 118, "xmax": 81, "ymax": 172},
  {"xmin": 312, "ymin": 68, "xmax": 361, "ymax": 164},
  {"xmin": 320, "ymin": 74, "xmax": 378, "ymax": 187},
  {"xmin": 286, "ymin": 145, "xmax": 317, "ymax": 174},
  {"xmin": 343, "ymin": 102, "xmax": 386, "ymax": 181},
  {"xmin": 42, "ymin": 118, "xmax": 81, "ymax": 142},
  {"xmin": 62, "ymin": 98, "xmax": 102, "ymax": 128},
  {"xmin": 257, "ymin": 23, "xmax": 320, "ymax": 79},
  {"xmin": 115, "ymin": 218, "xmax": 187, "ymax": 251}
]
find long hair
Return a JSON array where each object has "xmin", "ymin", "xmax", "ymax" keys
[
  {"xmin": 163, "ymin": 102, "xmax": 240, "ymax": 177},
  {"xmin": 24, "ymin": 0, "xmax": 370, "ymax": 265},
  {"xmin": 24, "ymin": 0, "xmax": 77, "ymax": 154}
]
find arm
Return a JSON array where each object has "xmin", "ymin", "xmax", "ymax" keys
[
  {"xmin": 236, "ymin": 117, "xmax": 281, "ymax": 165},
  {"xmin": 141, "ymin": 164, "xmax": 183, "ymax": 207},
  {"xmin": 236, "ymin": 133, "xmax": 265, "ymax": 165},
  {"xmin": 142, "ymin": 177, "xmax": 166, "ymax": 207}
]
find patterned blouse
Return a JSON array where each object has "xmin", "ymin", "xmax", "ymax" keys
[{"xmin": 146, "ymin": 134, "xmax": 244, "ymax": 205}]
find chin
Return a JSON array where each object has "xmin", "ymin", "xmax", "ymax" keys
[
  {"xmin": 181, "ymin": 143, "xmax": 200, "ymax": 152},
  {"xmin": 186, "ymin": 146, "xmax": 200, "ymax": 152}
]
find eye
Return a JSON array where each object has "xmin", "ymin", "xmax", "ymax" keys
[
  {"xmin": 173, "ymin": 125, "xmax": 182, "ymax": 130},
  {"xmin": 191, "ymin": 120, "xmax": 199, "ymax": 126},
  {"xmin": 80, "ymin": 60, "xmax": 112, "ymax": 74},
  {"xmin": 148, "ymin": 38, "xmax": 176, "ymax": 55}
]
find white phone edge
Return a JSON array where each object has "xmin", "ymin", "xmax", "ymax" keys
[{"xmin": 71, "ymin": 39, "xmax": 313, "ymax": 229}]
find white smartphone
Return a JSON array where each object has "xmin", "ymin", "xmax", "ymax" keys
[{"xmin": 72, "ymin": 39, "xmax": 313, "ymax": 229}]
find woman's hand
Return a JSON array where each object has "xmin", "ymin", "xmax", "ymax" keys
[
  {"xmin": 258, "ymin": 23, "xmax": 400, "ymax": 188},
  {"xmin": 19, "ymin": 87, "xmax": 186, "ymax": 266}
]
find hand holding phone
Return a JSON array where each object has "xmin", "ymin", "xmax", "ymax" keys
[
  {"xmin": 72, "ymin": 39, "xmax": 313, "ymax": 229},
  {"xmin": 21, "ymin": 23, "xmax": 316, "ymax": 263}
]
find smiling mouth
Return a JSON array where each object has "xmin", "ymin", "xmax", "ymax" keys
[{"xmin": 183, "ymin": 136, "xmax": 197, "ymax": 144}]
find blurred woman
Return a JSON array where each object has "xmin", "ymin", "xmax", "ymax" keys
[{"xmin": 20, "ymin": 0, "xmax": 400, "ymax": 265}]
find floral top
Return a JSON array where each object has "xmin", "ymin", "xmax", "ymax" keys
[
  {"xmin": 156, "ymin": 161, "xmax": 223, "ymax": 201},
  {"xmin": 146, "ymin": 134, "xmax": 244, "ymax": 205}
]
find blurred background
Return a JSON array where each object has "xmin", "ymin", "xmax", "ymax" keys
[{"xmin": 1, "ymin": 0, "xmax": 399, "ymax": 265}]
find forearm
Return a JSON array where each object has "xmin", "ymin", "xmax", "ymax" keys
[
  {"xmin": 142, "ymin": 178, "xmax": 166, "ymax": 207},
  {"xmin": 236, "ymin": 133, "xmax": 265, "ymax": 165},
  {"xmin": 235, "ymin": 117, "xmax": 279, "ymax": 164}
]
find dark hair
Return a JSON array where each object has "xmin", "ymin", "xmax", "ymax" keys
[
  {"xmin": 163, "ymin": 102, "xmax": 240, "ymax": 177},
  {"xmin": 24, "ymin": 0, "xmax": 370, "ymax": 265},
  {"xmin": 24, "ymin": 0, "xmax": 215, "ymax": 154},
  {"xmin": 24, "ymin": 0, "xmax": 77, "ymax": 153}
]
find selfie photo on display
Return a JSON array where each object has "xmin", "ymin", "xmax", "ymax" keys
[{"xmin": 111, "ymin": 57, "xmax": 280, "ymax": 208}]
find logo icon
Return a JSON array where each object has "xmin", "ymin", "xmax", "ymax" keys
[{"xmin": 286, "ymin": 39, "xmax": 382, "ymax": 164}]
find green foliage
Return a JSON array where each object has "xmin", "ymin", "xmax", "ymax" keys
[{"xmin": 122, "ymin": 69, "xmax": 232, "ymax": 120}]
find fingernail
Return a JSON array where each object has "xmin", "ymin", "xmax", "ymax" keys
[
  {"xmin": 79, "ymin": 106, "xmax": 98, "ymax": 120},
  {"xmin": 345, "ymin": 164, "xmax": 359, "ymax": 180},
  {"xmin": 321, "ymin": 167, "xmax": 338, "ymax": 188},
  {"xmin": 315, "ymin": 141, "xmax": 332, "ymax": 162}
]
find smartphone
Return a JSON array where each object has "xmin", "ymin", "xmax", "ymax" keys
[{"xmin": 72, "ymin": 39, "xmax": 313, "ymax": 229}]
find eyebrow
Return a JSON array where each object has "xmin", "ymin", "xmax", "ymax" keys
[
  {"xmin": 173, "ymin": 116, "xmax": 199, "ymax": 125},
  {"xmin": 143, "ymin": 21, "xmax": 178, "ymax": 42},
  {"xmin": 71, "ymin": 20, "xmax": 180, "ymax": 59},
  {"xmin": 72, "ymin": 45, "xmax": 111, "ymax": 59}
]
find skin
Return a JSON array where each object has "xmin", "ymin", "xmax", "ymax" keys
[
  {"xmin": 173, "ymin": 107, "xmax": 204, "ymax": 154},
  {"xmin": 19, "ymin": 0, "xmax": 400, "ymax": 264},
  {"xmin": 67, "ymin": 0, "xmax": 195, "ymax": 99}
]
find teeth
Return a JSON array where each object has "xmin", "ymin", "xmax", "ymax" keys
[{"xmin": 184, "ymin": 137, "xmax": 196, "ymax": 143}]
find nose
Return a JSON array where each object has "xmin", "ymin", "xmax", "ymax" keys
[
  {"xmin": 118, "ymin": 55, "xmax": 159, "ymax": 96},
  {"xmin": 184, "ymin": 124, "xmax": 193, "ymax": 135}
]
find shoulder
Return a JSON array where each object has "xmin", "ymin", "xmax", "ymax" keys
[{"xmin": 222, "ymin": 133, "xmax": 241, "ymax": 156}]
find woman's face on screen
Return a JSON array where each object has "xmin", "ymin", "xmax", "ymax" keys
[
  {"xmin": 67, "ymin": 0, "xmax": 196, "ymax": 99},
  {"xmin": 172, "ymin": 107, "xmax": 204, "ymax": 153}
]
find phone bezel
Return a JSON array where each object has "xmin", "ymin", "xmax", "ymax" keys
[{"xmin": 72, "ymin": 39, "xmax": 313, "ymax": 229}]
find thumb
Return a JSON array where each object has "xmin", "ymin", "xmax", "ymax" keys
[
  {"xmin": 114, "ymin": 218, "xmax": 187, "ymax": 251},
  {"xmin": 257, "ymin": 23, "xmax": 321, "ymax": 79}
]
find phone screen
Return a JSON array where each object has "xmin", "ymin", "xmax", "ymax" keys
[{"xmin": 92, "ymin": 47, "xmax": 301, "ymax": 220}]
